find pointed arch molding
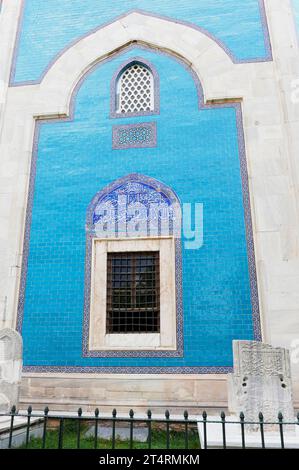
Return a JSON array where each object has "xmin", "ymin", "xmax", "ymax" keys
[
  {"xmin": 8, "ymin": 6, "xmax": 272, "ymax": 120},
  {"xmin": 10, "ymin": 1, "xmax": 272, "ymax": 87}
]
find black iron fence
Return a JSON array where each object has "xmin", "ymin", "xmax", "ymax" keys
[{"xmin": 1, "ymin": 407, "xmax": 299, "ymax": 450}]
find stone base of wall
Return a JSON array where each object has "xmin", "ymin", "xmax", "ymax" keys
[{"xmin": 19, "ymin": 374, "xmax": 229, "ymax": 413}]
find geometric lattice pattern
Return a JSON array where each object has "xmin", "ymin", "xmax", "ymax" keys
[
  {"xmin": 117, "ymin": 63, "xmax": 154, "ymax": 114},
  {"xmin": 112, "ymin": 122, "xmax": 157, "ymax": 150},
  {"xmin": 118, "ymin": 125, "xmax": 151, "ymax": 145}
]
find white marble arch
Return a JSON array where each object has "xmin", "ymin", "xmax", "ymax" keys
[
  {"xmin": 1, "ymin": 1, "xmax": 299, "ymax": 409},
  {"xmin": 9, "ymin": 11, "xmax": 244, "ymax": 118}
]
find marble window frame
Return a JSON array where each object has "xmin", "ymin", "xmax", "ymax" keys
[{"xmin": 88, "ymin": 237, "xmax": 177, "ymax": 352}]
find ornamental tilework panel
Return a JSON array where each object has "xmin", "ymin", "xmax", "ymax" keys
[
  {"xmin": 19, "ymin": 47, "xmax": 259, "ymax": 372},
  {"xmin": 89, "ymin": 176, "xmax": 177, "ymax": 238},
  {"xmin": 11, "ymin": 0, "xmax": 271, "ymax": 84},
  {"xmin": 112, "ymin": 123, "xmax": 157, "ymax": 150}
]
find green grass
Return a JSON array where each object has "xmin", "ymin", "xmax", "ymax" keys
[{"xmin": 18, "ymin": 420, "xmax": 200, "ymax": 450}]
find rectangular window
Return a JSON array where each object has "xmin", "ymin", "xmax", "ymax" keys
[{"xmin": 106, "ymin": 251, "xmax": 160, "ymax": 334}]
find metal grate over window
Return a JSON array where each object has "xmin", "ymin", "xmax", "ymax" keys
[
  {"xmin": 117, "ymin": 63, "xmax": 154, "ymax": 114},
  {"xmin": 106, "ymin": 252, "xmax": 160, "ymax": 334}
]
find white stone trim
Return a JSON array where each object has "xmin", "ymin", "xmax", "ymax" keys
[
  {"xmin": 89, "ymin": 237, "xmax": 177, "ymax": 351},
  {"xmin": 0, "ymin": 0, "xmax": 24, "ymax": 330}
]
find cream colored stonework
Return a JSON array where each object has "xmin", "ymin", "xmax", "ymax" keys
[
  {"xmin": 0, "ymin": 0, "xmax": 299, "ymax": 409},
  {"xmin": 89, "ymin": 237, "xmax": 177, "ymax": 351},
  {"xmin": 19, "ymin": 373, "xmax": 228, "ymax": 412}
]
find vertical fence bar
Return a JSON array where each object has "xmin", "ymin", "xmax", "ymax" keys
[
  {"xmin": 112, "ymin": 409, "xmax": 117, "ymax": 450},
  {"xmin": 221, "ymin": 412, "xmax": 226, "ymax": 449},
  {"xmin": 58, "ymin": 418, "xmax": 64, "ymax": 449},
  {"xmin": 165, "ymin": 410, "xmax": 170, "ymax": 449},
  {"xmin": 8, "ymin": 405, "xmax": 16, "ymax": 449},
  {"xmin": 259, "ymin": 412, "xmax": 265, "ymax": 449},
  {"xmin": 25, "ymin": 406, "xmax": 32, "ymax": 448},
  {"xmin": 129, "ymin": 409, "xmax": 134, "ymax": 450},
  {"xmin": 42, "ymin": 407, "xmax": 49, "ymax": 449},
  {"xmin": 278, "ymin": 412, "xmax": 285, "ymax": 449},
  {"xmin": 184, "ymin": 411, "xmax": 189, "ymax": 450},
  {"xmin": 202, "ymin": 411, "xmax": 207, "ymax": 450},
  {"xmin": 77, "ymin": 408, "xmax": 82, "ymax": 449},
  {"xmin": 147, "ymin": 410, "xmax": 152, "ymax": 450},
  {"xmin": 240, "ymin": 412, "xmax": 246, "ymax": 449},
  {"xmin": 94, "ymin": 408, "xmax": 99, "ymax": 449}
]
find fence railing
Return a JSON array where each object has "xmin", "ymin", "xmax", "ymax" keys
[{"xmin": 1, "ymin": 407, "xmax": 299, "ymax": 450}]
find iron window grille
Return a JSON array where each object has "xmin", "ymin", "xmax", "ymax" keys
[{"xmin": 106, "ymin": 251, "xmax": 160, "ymax": 334}]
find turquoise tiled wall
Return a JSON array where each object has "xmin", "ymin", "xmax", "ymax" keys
[
  {"xmin": 21, "ymin": 47, "xmax": 254, "ymax": 369},
  {"xmin": 12, "ymin": 0, "xmax": 269, "ymax": 84}
]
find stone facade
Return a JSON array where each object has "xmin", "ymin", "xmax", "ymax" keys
[
  {"xmin": 0, "ymin": 1, "xmax": 299, "ymax": 409},
  {"xmin": 0, "ymin": 328, "xmax": 22, "ymax": 412}
]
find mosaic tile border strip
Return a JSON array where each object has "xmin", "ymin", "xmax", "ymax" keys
[
  {"xmin": 82, "ymin": 173, "xmax": 184, "ymax": 358},
  {"xmin": 110, "ymin": 57, "xmax": 160, "ymax": 119},
  {"xmin": 9, "ymin": 0, "xmax": 273, "ymax": 87},
  {"xmin": 22, "ymin": 365, "xmax": 233, "ymax": 374},
  {"xmin": 112, "ymin": 122, "xmax": 157, "ymax": 150},
  {"xmin": 16, "ymin": 43, "xmax": 261, "ymax": 373}
]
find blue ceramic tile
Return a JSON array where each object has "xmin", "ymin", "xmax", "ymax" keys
[{"xmin": 20, "ymin": 48, "xmax": 257, "ymax": 370}]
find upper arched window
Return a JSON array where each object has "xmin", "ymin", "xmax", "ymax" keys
[
  {"xmin": 113, "ymin": 60, "xmax": 158, "ymax": 117},
  {"xmin": 117, "ymin": 62, "xmax": 154, "ymax": 114}
]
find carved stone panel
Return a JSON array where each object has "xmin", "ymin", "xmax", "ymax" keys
[
  {"xmin": 228, "ymin": 341, "xmax": 294, "ymax": 427},
  {"xmin": 0, "ymin": 329, "xmax": 23, "ymax": 413}
]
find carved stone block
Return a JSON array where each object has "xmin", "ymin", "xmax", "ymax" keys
[
  {"xmin": 228, "ymin": 341, "xmax": 294, "ymax": 426},
  {"xmin": 0, "ymin": 329, "xmax": 23, "ymax": 413}
]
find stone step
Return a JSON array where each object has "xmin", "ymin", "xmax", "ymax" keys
[{"xmin": 0, "ymin": 415, "xmax": 44, "ymax": 449}]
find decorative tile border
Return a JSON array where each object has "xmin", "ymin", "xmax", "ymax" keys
[
  {"xmin": 112, "ymin": 122, "xmax": 157, "ymax": 149},
  {"xmin": 16, "ymin": 43, "xmax": 261, "ymax": 374},
  {"xmin": 110, "ymin": 57, "xmax": 160, "ymax": 119},
  {"xmin": 82, "ymin": 174, "xmax": 183, "ymax": 358},
  {"xmin": 23, "ymin": 365, "xmax": 232, "ymax": 374},
  {"xmin": 9, "ymin": 1, "xmax": 273, "ymax": 87}
]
